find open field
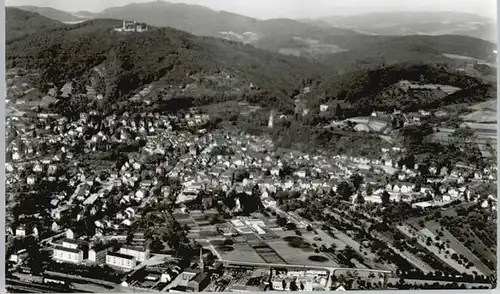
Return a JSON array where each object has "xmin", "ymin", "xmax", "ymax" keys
[
  {"xmin": 433, "ymin": 128, "xmax": 496, "ymax": 147},
  {"xmin": 443, "ymin": 53, "xmax": 495, "ymax": 67},
  {"xmin": 216, "ymin": 242, "xmax": 267, "ymax": 264},
  {"xmin": 267, "ymin": 230, "xmax": 340, "ymax": 267},
  {"xmin": 462, "ymin": 122, "xmax": 497, "ymax": 131},
  {"xmin": 266, "ymin": 239, "xmax": 339, "ymax": 267},
  {"xmin": 469, "ymin": 99, "xmax": 496, "ymax": 111},
  {"xmin": 462, "ymin": 111, "xmax": 497, "ymax": 123}
]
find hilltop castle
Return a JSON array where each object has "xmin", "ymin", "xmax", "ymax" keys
[{"xmin": 114, "ymin": 20, "xmax": 148, "ymax": 33}]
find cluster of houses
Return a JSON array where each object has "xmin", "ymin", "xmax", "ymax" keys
[{"xmin": 6, "ymin": 72, "xmax": 498, "ymax": 292}]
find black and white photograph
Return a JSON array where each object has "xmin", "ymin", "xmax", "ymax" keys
[{"xmin": 3, "ymin": 0, "xmax": 498, "ymax": 292}]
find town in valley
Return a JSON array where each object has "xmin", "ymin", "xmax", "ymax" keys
[{"xmin": 4, "ymin": 0, "xmax": 498, "ymax": 292}]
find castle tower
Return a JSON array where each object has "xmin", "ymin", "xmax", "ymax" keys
[{"xmin": 268, "ymin": 110, "xmax": 274, "ymax": 129}]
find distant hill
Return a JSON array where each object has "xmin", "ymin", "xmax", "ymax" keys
[
  {"xmin": 255, "ymin": 33, "xmax": 496, "ymax": 66},
  {"xmin": 5, "ymin": 7, "xmax": 64, "ymax": 41},
  {"xmin": 303, "ymin": 11, "xmax": 497, "ymax": 42},
  {"xmin": 95, "ymin": 1, "xmax": 357, "ymax": 40},
  {"xmin": 73, "ymin": 11, "xmax": 96, "ymax": 19},
  {"xmin": 9, "ymin": 3, "xmax": 496, "ymax": 62},
  {"xmin": 319, "ymin": 34, "xmax": 497, "ymax": 72},
  {"xmin": 96, "ymin": 2, "xmax": 496, "ymax": 62},
  {"xmin": 14, "ymin": 5, "xmax": 82, "ymax": 22}
]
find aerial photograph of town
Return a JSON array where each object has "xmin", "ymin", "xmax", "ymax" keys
[{"xmin": 3, "ymin": 0, "xmax": 498, "ymax": 292}]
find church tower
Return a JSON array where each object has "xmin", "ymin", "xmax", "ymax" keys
[{"xmin": 199, "ymin": 248, "xmax": 204, "ymax": 272}]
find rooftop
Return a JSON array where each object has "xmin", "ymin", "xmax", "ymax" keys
[
  {"xmin": 54, "ymin": 245, "xmax": 82, "ymax": 254},
  {"xmin": 107, "ymin": 252, "xmax": 136, "ymax": 260}
]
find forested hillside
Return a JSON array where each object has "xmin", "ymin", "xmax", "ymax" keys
[
  {"xmin": 6, "ymin": 8, "xmax": 495, "ymax": 116},
  {"xmin": 317, "ymin": 64, "xmax": 494, "ymax": 113},
  {"xmin": 6, "ymin": 7, "xmax": 63, "ymax": 41},
  {"xmin": 5, "ymin": 15, "xmax": 338, "ymax": 113},
  {"xmin": 318, "ymin": 35, "xmax": 496, "ymax": 73}
]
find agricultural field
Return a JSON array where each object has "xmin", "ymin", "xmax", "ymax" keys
[
  {"xmin": 462, "ymin": 122, "xmax": 497, "ymax": 131},
  {"xmin": 461, "ymin": 99, "xmax": 497, "ymax": 124},
  {"xmin": 426, "ymin": 221, "xmax": 493, "ymax": 277}
]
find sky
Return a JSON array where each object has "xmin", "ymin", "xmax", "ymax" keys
[{"xmin": 6, "ymin": 0, "xmax": 498, "ymax": 20}]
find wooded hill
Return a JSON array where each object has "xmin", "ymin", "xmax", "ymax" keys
[{"xmin": 6, "ymin": 8, "xmax": 496, "ymax": 116}]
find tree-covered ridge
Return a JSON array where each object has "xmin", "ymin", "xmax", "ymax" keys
[
  {"xmin": 6, "ymin": 17, "xmax": 338, "ymax": 111},
  {"xmin": 6, "ymin": 7, "xmax": 64, "ymax": 41},
  {"xmin": 317, "ymin": 64, "xmax": 495, "ymax": 113}
]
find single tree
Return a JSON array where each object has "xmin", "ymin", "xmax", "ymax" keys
[
  {"xmin": 337, "ymin": 181, "xmax": 354, "ymax": 201},
  {"xmin": 350, "ymin": 173, "xmax": 364, "ymax": 191}
]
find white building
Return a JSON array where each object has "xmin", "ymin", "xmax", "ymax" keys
[
  {"xmin": 106, "ymin": 252, "xmax": 137, "ymax": 271},
  {"xmin": 66, "ymin": 229, "xmax": 75, "ymax": 239},
  {"xmin": 15, "ymin": 226, "xmax": 27, "ymax": 237},
  {"xmin": 10, "ymin": 249, "xmax": 29, "ymax": 264},
  {"xmin": 53, "ymin": 246, "xmax": 84, "ymax": 264},
  {"xmin": 119, "ymin": 245, "xmax": 150, "ymax": 262},
  {"xmin": 27, "ymin": 175, "xmax": 36, "ymax": 185}
]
